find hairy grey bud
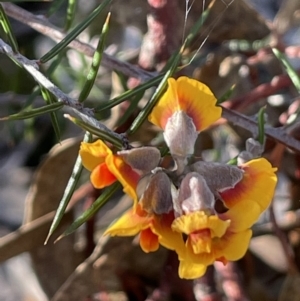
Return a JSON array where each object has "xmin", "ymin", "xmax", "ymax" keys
[
  {"xmin": 139, "ymin": 170, "xmax": 173, "ymax": 215},
  {"xmin": 118, "ymin": 146, "xmax": 161, "ymax": 175},
  {"xmin": 190, "ymin": 161, "xmax": 244, "ymax": 193},
  {"xmin": 175, "ymin": 172, "xmax": 215, "ymax": 215},
  {"xmin": 245, "ymin": 138, "xmax": 264, "ymax": 158},
  {"xmin": 163, "ymin": 111, "xmax": 198, "ymax": 160}
]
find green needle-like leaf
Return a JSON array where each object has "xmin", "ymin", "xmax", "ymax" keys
[
  {"xmin": 183, "ymin": 0, "xmax": 213, "ymax": 50},
  {"xmin": 47, "ymin": 0, "xmax": 66, "ymax": 17},
  {"xmin": 56, "ymin": 182, "xmax": 121, "ymax": 240},
  {"xmin": 78, "ymin": 12, "xmax": 110, "ymax": 102},
  {"xmin": 272, "ymin": 48, "xmax": 300, "ymax": 93},
  {"xmin": 40, "ymin": 86, "xmax": 61, "ymax": 141},
  {"xmin": 23, "ymin": 52, "xmax": 66, "ymax": 110},
  {"xmin": 227, "ymin": 157, "xmax": 238, "ymax": 165},
  {"xmin": 45, "ymin": 132, "xmax": 92, "ymax": 244},
  {"xmin": 96, "ymin": 74, "xmax": 164, "ymax": 112},
  {"xmin": 40, "ymin": 0, "xmax": 112, "ymax": 63},
  {"xmin": 257, "ymin": 106, "xmax": 266, "ymax": 145},
  {"xmin": 65, "ymin": 0, "xmax": 78, "ymax": 31},
  {"xmin": 117, "ymin": 90, "xmax": 144, "ymax": 126},
  {"xmin": 64, "ymin": 114, "xmax": 124, "ymax": 149},
  {"xmin": 0, "ymin": 3, "xmax": 18, "ymax": 52},
  {"xmin": 0, "ymin": 102, "xmax": 63, "ymax": 121},
  {"xmin": 217, "ymin": 85, "xmax": 235, "ymax": 104}
]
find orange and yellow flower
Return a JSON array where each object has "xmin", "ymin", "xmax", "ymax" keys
[
  {"xmin": 79, "ymin": 76, "xmax": 278, "ymax": 281},
  {"xmin": 171, "ymin": 157, "xmax": 277, "ymax": 279},
  {"xmin": 80, "ymin": 140, "xmax": 140, "ymax": 202},
  {"xmin": 148, "ymin": 76, "xmax": 221, "ymax": 132},
  {"xmin": 105, "ymin": 203, "xmax": 185, "ymax": 255}
]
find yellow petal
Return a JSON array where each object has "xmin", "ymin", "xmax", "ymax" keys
[
  {"xmin": 220, "ymin": 158, "xmax": 277, "ymax": 211},
  {"xmin": 213, "ymin": 229, "xmax": 252, "ymax": 261},
  {"xmin": 172, "ymin": 211, "xmax": 230, "ymax": 238},
  {"xmin": 148, "ymin": 77, "xmax": 178, "ymax": 129},
  {"xmin": 106, "ymin": 154, "xmax": 140, "ymax": 203},
  {"xmin": 178, "ymin": 260, "xmax": 208, "ymax": 279},
  {"xmin": 152, "ymin": 213, "xmax": 186, "ymax": 256},
  {"xmin": 178, "ymin": 243, "xmax": 214, "ymax": 279},
  {"xmin": 176, "ymin": 77, "xmax": 221, "ymax": 131},
  {"xmin": 80, "ymin": 140, "xmax": 112, "ymax": 171},
  {"xmin": 104, "ymin": 205, "xmax": 151, "ymax": 237},
  {"xmin": 219, "ymin": 200, "xmax": 261, "ymax": 232},
  {"xmin": 148, "ymin": 77, "xmax": 221, "ymax": 131}
]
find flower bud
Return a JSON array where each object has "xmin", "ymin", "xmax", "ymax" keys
[
  {"xmin": 163, "ymin": 111, "xmax": 198, "ymax": 163},
  {"xmin": 138, "ymin": 170, "xmax": 173, "ymax": 215},
  {"xmin": 118, "ymin": 147, "xmax": 161, "ymax": 175},
  {"xmin": 246, "ymin": 138, "xmax": 264, "ymax": 158},
  {"xmin": 175, "ymin": 172, "xmax": 215, "ymax": 215},
  {"xmin": 190, "ymin": 161, "xmax": 243, "ymax": 194}
]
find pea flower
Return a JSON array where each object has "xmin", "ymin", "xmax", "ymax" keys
[
  {"xmin": 105, "ymin": 170, "xmax": 185, "ymax": 255},
  {"xmin": 148, "ymin": 76, "xmax": 221, "ymax": 171},
  {"xmin": 80, "ymin": 140, "xmax": 140, "ymax": 202},
  {"xmin": 172, "ymin": 158, "xmax": 277, "ymax": 279},
  {"xmin": 80, "ymin": 76, "xmax": 277, "ymax": 281}
]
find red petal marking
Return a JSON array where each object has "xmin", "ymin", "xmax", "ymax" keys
[
  {"xmin": 140, "ymin": 228, "xmax": 159, "ymax": 253},
  {"xmin": 90, "ymin": 163, "xmax": 117, "ymax": 189}
]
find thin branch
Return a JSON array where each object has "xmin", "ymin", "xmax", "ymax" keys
[
  {"xmin": 222, "ymin": 107, "xmax": 300, "ymax": 153},
  {"xmin": 0, "ymin": 38, "xmax": 125, "ymax": 144},
  {"xmin": 0, "ymin": 38, "xmax": 87, "ymax": 112},
  {"xmin": 2, "ymin": 4, "xmax": 300, "ymax": 153},
  {"xmin": 2, "ymin": 2, "xmax": 156, "ymax": 82}
]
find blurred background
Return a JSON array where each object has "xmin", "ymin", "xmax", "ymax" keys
[{"xmin": 0, "ymin": 0, "xmax": 300, "ymax": 300}]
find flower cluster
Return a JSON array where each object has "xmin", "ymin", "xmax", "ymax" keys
[{"xmin": 80, "ymin": 77, "xmax": 277, "ymax": 279}]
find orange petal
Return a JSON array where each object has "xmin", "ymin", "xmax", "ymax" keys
[
  {"xmin": 140, "ymin": 228, "xmax": 160, "ymax": 253},
  {"xmin": 90, "ymin": 163, "xmax": 117, "ymax": 189},
  {"xmin": 188, "ymin": 229, "xmax": 212, "ymax": 254},
  {"xmin": 213, "ymin": 229, "xmax": 252, "ymax": 261},
  {"xmin": 104, "ymin": 204, "xmax": 151, "ymax": 237},
  {"xmin": 106, "ymin": 154, "xmax": 140, "ymax": 203},
  {"xmin": 220, "ymin": 158, "xmax": 277, "ymax": 210},
  {"xmin": 80, "ymin": 140, "xmax": 112, "ymax": 171},
  {"xmin": 148, "ymin": 77, "xmax": 221, "ymax": 131}
]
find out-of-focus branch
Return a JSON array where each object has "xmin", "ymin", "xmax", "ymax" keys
[
  {"xmin": 214, "ymin": 261, "xmax": 250, "ymax": 301},
  {"xmin": 253, "ymin": 210, "xmax": 300, "ymax": 236},
  {"xmin": 224, "ymin": 74, "xmax": 292, "ymax": 111},
  {"xmin": 269, "ymin": 204, "xmax": 299, "ymax": 275},
  {"xmin": 194, "ymin": 266, "xmax": 222, "ymax": 301},
  {"xmin": 138, "ymin": 0, "xmax": 181, "ymax": 70},
  {"xmin": 2, "ymin": 2, "xmax": 156, "ymax": 82}
]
